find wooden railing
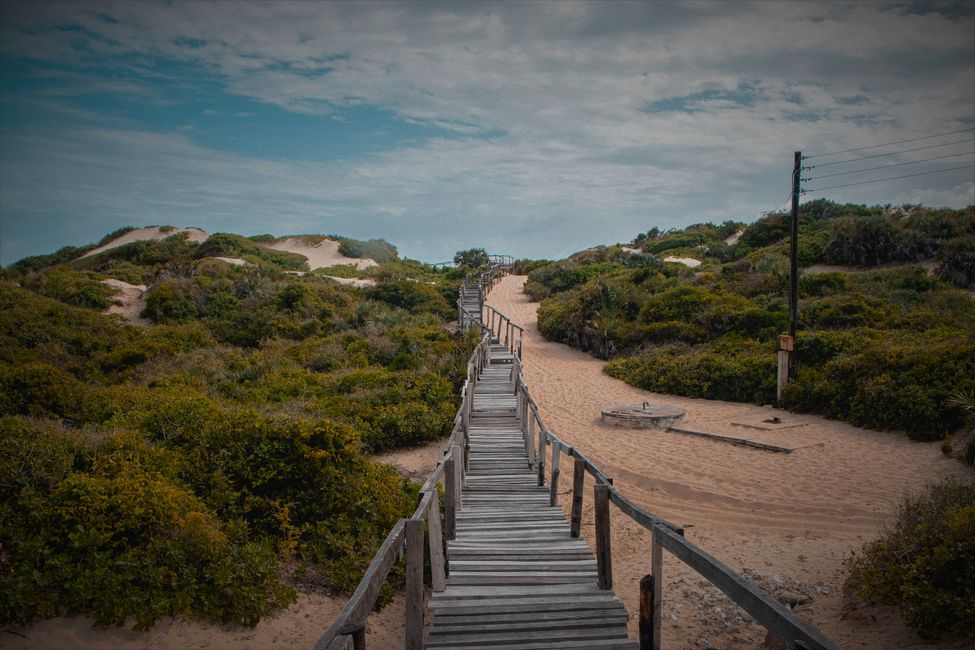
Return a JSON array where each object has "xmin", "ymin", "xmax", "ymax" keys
[
  {"xmin": 502, "ymin": 319, "xmax": 841, "ymax": 650},
  {"xmin": 317, "ymin": 264, "xmax": 509, "ymax": 650}
]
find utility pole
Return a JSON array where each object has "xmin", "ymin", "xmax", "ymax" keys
[{"xmin": 788, "ymin": 151, "xmax": 801, "ymax": 381}]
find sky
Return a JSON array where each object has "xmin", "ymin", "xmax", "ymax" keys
[{"xmin": 1, "ymin": 1, "xmax": 973, "ymax": 266}]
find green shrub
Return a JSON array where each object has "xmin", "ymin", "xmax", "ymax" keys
[
  {"xmin": 846, "ymin": 478, "xmax": 975, "ymax": 640},
  {"xmin": 196, "ymin": 233, "xmax": 308, "ymax": 271},
  {"xmin": 22, "ymin": 267, "xmax": 115, "ymax": 309},
  {"xmin": 336, "ymin": 237, "xmax": 398, "ymax": 264}
]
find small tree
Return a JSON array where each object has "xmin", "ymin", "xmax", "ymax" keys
[{"xmin": 453, "ymin": 248, "xmax": 489, "ymax": 268}]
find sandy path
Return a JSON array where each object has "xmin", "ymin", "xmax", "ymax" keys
[{"xmin": 486, "ymin": 275, "xmax": 972, "ymax": 650}]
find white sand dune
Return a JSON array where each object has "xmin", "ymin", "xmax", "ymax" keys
[
  {"xmin": 663, "ymin": 255, "xmax": 702, "ymax": 267},
  {"xmin": 260, "ymin": 237, "xmax": 378, "ymax": 271},
  {"xmin": 82, "ymin": 227, "xmax": 210, "ymax": 258}
]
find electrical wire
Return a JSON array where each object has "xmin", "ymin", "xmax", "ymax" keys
[
  {"xmin": 804, "ymin": 127, "xmax": 975, "ymax": 159},
  {"xmin": 802, "ymin": 163, "xmax": 975, "ymax": 194},
  {"xmin": 806, "ymin": 138, "xmax": 975, "ymax": 168},
  {"xmin": 805, "ymin": 151, "xmax": 975, "ymax": 181}
]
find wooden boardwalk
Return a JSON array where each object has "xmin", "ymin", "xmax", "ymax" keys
[{"xmin": 426, "ymin": 353, "xmax": 637, "ymax": 649}]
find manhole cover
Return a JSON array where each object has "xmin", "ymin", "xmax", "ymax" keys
[{"xmin": 601, "ymin": 403, "xmax": 685, "ymax": 429}]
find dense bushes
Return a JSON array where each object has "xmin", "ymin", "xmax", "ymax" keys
[
  {"xmin": 534, "ymin": 201, "xmax": 975, "ymax": 440},
  {"xmin": 0, "ymin": 237, "xmax": 473, "ymax": 630},
  {"xmin": 846, "ymin": 478, "xmax": 975, "ymax": 640},
  {"xmin": 336, "ymin": 237, "xmax": 399, "ymax": 264}
]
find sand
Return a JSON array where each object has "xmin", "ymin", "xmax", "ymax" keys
[
  {"xmin": 485, "ymin": 275, "xmax": 972, "ymax": 650},
  {"xmin": 101, "ymin": 279, "xmax": 150, "ymax": 326},
  {"xmin": 663, "ymin": 256, "xmax": 702, "ymax": 268},
  {"xmin": 260, "ymin": 238, "xmax": 379, "ymax": 271},
  {"xmin": 82, "ymin": 227, "xmax": 210, "ymax": 258},
  {"xmin": 0, "ymin": 593, "xmax": 408, "ymax": 650}
]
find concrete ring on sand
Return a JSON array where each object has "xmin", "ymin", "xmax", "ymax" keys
[{"xmin": 601, "ymin": 402, "xmax": 685, "ymax": 429}]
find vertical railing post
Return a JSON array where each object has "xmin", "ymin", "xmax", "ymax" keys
[
  {"xmin": 444, "ymin": 453, "xmax": 457, "ymax": 540},
  {"xmin": 639, "ymin": 573, "xmax": 654, "ymax": 650},
  {"xmin": 595, "ymin": 482, "xmax": 612, "ymax": 590},
  {"xmin": 527, "ymin": 411, "xmax": 536, "ymax": 468},
  {"xmin": 536, "ymin": 427, "xmax": 546, "ymax": 486},
  {"xmin": 404, "ymin": 518, "xmax": 424, "ymax": 650},
  {"xmin": 452, "ymin": 444, "xmax": 464, "ymax": 492},
  {"xmin": 650, "ymin": 527, "xmax": 663, "ymax": 650},
  {"xmin": 549, "ymin": 443, "xmax": 561, "ymax": 506},
  {"xmin": 570, "ymin": 457, "xmax": 585, "ymax": 537},
  {"xmin": 426, "ymin": 491, "xmax": 446, "ymax": 592}
]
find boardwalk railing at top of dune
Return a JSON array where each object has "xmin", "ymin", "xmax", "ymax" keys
[{"xmin": 316, "ymin": 266, "xmax": 840, "ymax": 650}]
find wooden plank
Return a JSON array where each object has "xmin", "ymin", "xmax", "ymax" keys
[{"xmin": 424, "ymin": 625, "xmax": 630, "ymax": 647}]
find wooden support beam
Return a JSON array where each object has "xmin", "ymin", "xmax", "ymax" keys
[
  {"xmin": 570, "ymin": 457, "xmax": 586, "ymax": 538},
  {"xmin": 651, "ymin": 528, "xmax": 663, "ymax": 650},
  {"xmin": 426, "ymin": 490, "xmax": 446, "ymax": 592},
  {"xmin": 445, "ymin": 454, "xmax": 457, "ymax": 541},
  {"xmin": 537, "ymin": 428, "xmax": 546, "ymax": 487},
  {"xmin": 639, "ymin": 574, "xmax": 654, "ymax": 650},
  {"xmin": 595, "ymin": 483, "xmax": 612, "ymax": 590},
  {"xmin": 405, "ymin": 519, "xmax": 424, "ymax": 650},
  {"xmin": 549, "ymin": 443, "xmax": 561, "ymax": 507}
]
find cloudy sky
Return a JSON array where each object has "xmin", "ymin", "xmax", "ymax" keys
[{"xmin": 1, "ymin": 1, "xmax": 973, "ymax": 265}]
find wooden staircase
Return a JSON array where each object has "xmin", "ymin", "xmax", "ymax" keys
[{"xmin": 426, "ymin": 361, "xmax": 637, "ymax": 649}]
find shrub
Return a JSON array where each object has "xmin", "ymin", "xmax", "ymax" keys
[
  {"xmin": 846, "ymin": 478, "xmax": 975, "ymax": 640},
  {"xmin": 22, "ymin": 267, "xmax": 115, "ymax": 309},
  {"xmin": 336, "ymin": 237, "xmax": 398, "ymax": 264}
]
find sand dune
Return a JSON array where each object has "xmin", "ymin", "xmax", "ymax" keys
[
  {"xmin": 82, "ymin": 227, "xmax": 210, "ymax": 258},
  {"xmin": 485, "ymin": 275, "xmax": 971, "ymax": 650},
  {"xmin": 261, "ymin": 237, "xmax": 378, "ymax": 271}
]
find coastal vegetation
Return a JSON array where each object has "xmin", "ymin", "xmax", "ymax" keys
[
  {"xmin": 847, "ymin": 477, "xmax": 975, "ymax": 639},
  {"xmin": 530, "ymin": 201, "xmax": 975, "ymax": 443},
  {"xmin": 0, "ymin": 230, "xmax": 474, "ymax": 629},
  {"xmin": 527, "ymin": 200, "xmax": 975, "ymax": 640}
]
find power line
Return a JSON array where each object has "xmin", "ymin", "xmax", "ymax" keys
[
  {"xmin": 804, "ymin": 127, "xmax": 975, "ymax": 159},
  {"xmin": 806, "ymin": 138, "xmax": 975, "ymax": 168},
  {"xmin": 806, "ymin": 151, "xmax": 975, "ymax": 181},
  {"xmin": 802, "ymin": 163, "xmax": 975, "ymax": 194}
]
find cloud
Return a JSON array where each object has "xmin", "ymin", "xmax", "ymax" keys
[{"xmin": 1, "ymin": 1, "xmax": 973, "ymax": 264}]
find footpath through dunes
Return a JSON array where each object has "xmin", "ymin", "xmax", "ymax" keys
[
  {"xmin": 485, "ymin": 275, "xmax": 973, "ymax": 650},
  {"xmin": 427, "ymin": 354, "xmax": 636, "ymax": 649}
]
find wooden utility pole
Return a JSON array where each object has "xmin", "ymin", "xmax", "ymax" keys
[{"xmin": 788, "ymin": 151, "xmax": 801, "ymax": 382}]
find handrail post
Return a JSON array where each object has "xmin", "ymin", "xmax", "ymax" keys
[
  {"xmin": 650, "ymin": 526, "xmax": 664, "ymax": 650},
  {"xmin": 595, "ymin": 482, "xmax": 612, "ymax": 590},
  {"xmin": 451, "ymin": 443, "xmax": 464, "ymax": 493},
  {"xmin": 444, "ymin": 453, "xmax": 457, "ymax": 540},
  {"xmin": 527, "ymin": 411, "xmax": 536, "ymax": 468},
  {"xmin": 404, "ymin": 518, "xmax": 424, "ymax": 650},
  {"xmin": 549, "ymin": 443, "xmax": 560, "ymax": 506},
  {"xmin": 536, "ymin": 428, "xmax": 546, "ymax": 486},
  {"xmin": 570, "ymin": 457, "xmax": 585, "ymax": 537},
  {"xmin": 426, "ymin": 491, "xmax": 446, "ymax": 592}
]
